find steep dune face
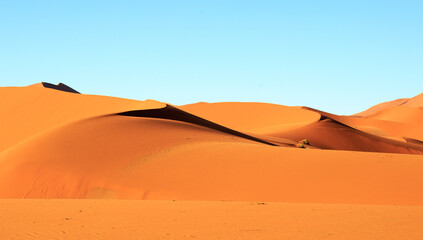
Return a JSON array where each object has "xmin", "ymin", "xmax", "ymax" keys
[
  {"xmin": 0, "ymin": 83, "xmax": 164, "ymax": 152},
  {"xmin": 272, "ymin": 117, "xmax": 423, "ymax": 154},
  {"xmin": 320, "ymin": 113, "xmax": 423, "ymax": 142},
  {"xmin": 276, "ymin": 107, "xmax": 423, "ymax": 153},
  {"xmin": 118, "ymin": 105, "xmax": 277, "ymax": 146},
  {"xmin": 181, "ymin": 102, "xmax": 423, "ymax": 154}
]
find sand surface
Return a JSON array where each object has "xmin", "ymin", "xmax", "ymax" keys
[
  {"xmin": 1, "ymin": 83, "xmax": 423, "ymax": 239},
  {"xmin": 1, "ymin": 200, "xmax": 423, "ymax": 240}
]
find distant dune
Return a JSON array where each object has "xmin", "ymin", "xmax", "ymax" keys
[
  {"xmin": 355, "ymin": 92, "xmax": 423, "ymax": 116},
  {"xmin": 1, "ymin": 83, "xmax": 423, "ymax": 239}
]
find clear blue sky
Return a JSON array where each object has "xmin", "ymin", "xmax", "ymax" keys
[{"xmin": 1, "ymin": 1, "xmax": 422, "ymax": 115}]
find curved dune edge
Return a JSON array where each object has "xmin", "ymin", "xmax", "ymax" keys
[
  {"xmin": 1, "ymin": 83, "xmax": 423, "ymax": 204},
  {"xmin": 0, "ymin": 110, "xmax": 278, "ymax": 199},
  {"xmin": 40, "ymin": 82, "xmax": 81, "ymax": 94},
  {"xmin": 267, "ymin": 107, "xmax": 423, "ymax": 154},
  {"xmin": 365, "ymin": 106, "xmax": 423, "ymax": 125},
  {"xmin": 180, "ymin": 102, "xmax": 423, "ymax": 154},
  {"xmin": 0, "ymin": 84, "xmax": 166, "ymax": 152},
  {"xmin": 325, "ymin": 113, "xmax": 423, "ymax": 142},
  {"xmin": 180, "ymin": 102, "xmax": 321, "ymax": 134},
  {"xmin": 355, "ymin": 92, "xmax": 423, "ymax": 116},
  {"xmin": 404, "ymin": 137, "xmax": 423, "ymax": 145},
  {"xmin": 354, "ymin": 98, "xmax": 409, "ymax": 117},
  {"xmin": 116, "ymin": 104, "xmax": 277, "ymax": 146},
  {"xmin": 0, "ymin": 108, "xmax": 421, "ymax": 204}
]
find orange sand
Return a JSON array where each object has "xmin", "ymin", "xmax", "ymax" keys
[
  {"xmin": 0, "ymin": 83, "xmax": 164, "ymax": 152},
  {"xmin": 1, "ymin": 200, "xmax": 423, "ymax": 240},
  {"xmin": 1, "ymin": 83, "xmax": 423, "ymax": 239}
]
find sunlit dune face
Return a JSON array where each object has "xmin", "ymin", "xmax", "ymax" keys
[{"xmin": 0, "ymin": 84, "xmax": 423, "ymax": 204}]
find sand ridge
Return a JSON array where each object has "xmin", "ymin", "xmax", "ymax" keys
[
  {"xmin": 1, "ymin": 83, "xmax": 423, "ymax": 201},
  {"xmin": 1, "ymin": 82, "xmax": 423, "ymax": 239}
]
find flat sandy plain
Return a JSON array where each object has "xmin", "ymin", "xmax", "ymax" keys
[
  {"xmin": 1, "ymin": 83, "xmax": 423, "ymax": 239},
  {"xmin": 1, "ymin": 200, "xmax": 423, "ymax": 240}
]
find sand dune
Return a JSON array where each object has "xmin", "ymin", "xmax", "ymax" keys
[
  {"xmin": 118, "ymin": 104, "xmax": 277, "ymax": 146},
  {"xmin": 269, "ymin": 107, "xmax": 423, "ymax": 154},
  {"xmin": 365, "ymin": 106, "xmax": 423, "ymax": 125},
  {"xmin": 355, "ymin": 92, "xmax": 423, "ymax": 116},
  {"xmin": 0, "ymin": 83, "xmax": 164, "ymax": 152},
  {"xmin": 182, "ymin": 102, "xmax": 423, "ymax": 153},
  {"xmin": 405, "ymin": 93, "xmax": 423, "ymax": 107},
  {"xmin": 1, "ymin": 82, "xmax": 423, "ymax": 238},
  {"xmin": 0, "ymin": 114, "xmax": 263, "ymax": 198},
  {"xmin": 1, "ymin": 110, "xmax": 423, "ymax": 204},
  {"xmin": 181, "ymin": 102, "xmax": 321, "ymax": 134}
]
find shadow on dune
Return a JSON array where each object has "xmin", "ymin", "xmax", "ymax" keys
[
  {"xmin": 271, "ymin": 107, "xmax": 423, "ymax": 154},
  {"xmin": 116, "ymin": 104, "xmax": 278, "ymax": 146},
  {"xmin": 41, "ymin": 82, "xmax": 80, "ymax": 94},
  {"xmin": 404, "ymin": 137, "xmax": 423, "ymax": 145}
]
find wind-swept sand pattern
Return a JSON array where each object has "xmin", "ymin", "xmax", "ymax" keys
[{"xmin": 1, "ymin": 83, "xmax": 423, "ymax": 239}]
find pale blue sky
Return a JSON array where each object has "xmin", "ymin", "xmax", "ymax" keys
[{"xmin": 1, "ymin": 0, "xmax": 422, "ymax": 114}]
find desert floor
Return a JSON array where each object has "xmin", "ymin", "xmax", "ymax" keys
[{"xmin": 1, "ymin": 200, "xmax": 423, "ymax": 240}]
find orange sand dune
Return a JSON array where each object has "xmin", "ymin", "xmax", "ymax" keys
[
  {"xmin": 1, "ymin": 109, "xmax": 423, "ymax": 204},
  {"xmin": 1, "ymin": 83, "xmax": 423, "ymax": 239},
  {"xmin": 327, "ymin": 115, "xmax": 412, "ymax": 139},
  {"xmin": 1, "ymin": 200, "xmax": 423, "ymax": 240},
  {"xmin": 355, "ymin": 92, "xmax": 423, "ymax": 116},
  {"xmin": 182, "ymin": 102, "xmax": 423, "ymax": 153},
  {"xmin": 272, "ymin": 107, "xmax": 423, "ymax": 154},
  {"xmin": 0, "ymin": 83, "xmax": 164, "ymax": 152},
  {"xmin": 181, "ymin": 102, "xmax": 321, "ymax": 134},
  {"xmin": 1, "ymin": 84, "xmax": 422, "ymax": 203},
  {"xmin": 354, "ymin": 98, "xmax": 409, "ymax": 116},
  {"xmin": 314, "ymin": 112, "xmax": 423, "ymax": 142},
  {"xmin": 365, "ymin": 106, "xmax": 423, "ymax": 125},
  {"xmin": 406, "ymin": 94, "xmax": 423, "ymax": 107},
  {"xmin": 0, "ymin": 114, "xmax": 261, "ymax": 198}
]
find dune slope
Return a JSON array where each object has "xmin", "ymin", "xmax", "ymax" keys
[
  {"xmin": 0, "ymin": 84, "xmax": 423, "ymax": 205},
  {"xmin": 182, "ymin": 102, "xmax": 423, "ymax": 154},
  {"xmin": 1, "ymin": 111, "xmax": 423, "ymax": 204},
  {"xmin": 355, "ymin": 92, "xmax": 423, "ymax": 116},
  {"xmin": 0, "ymin": 83, "xmax": 164, "ymax": 152},
  {"xmin": 270, "ymin": 107, "xmax": 423, "ymax": 154},
  {"xmin": 180, "ymin": 102, "xmax": 321, "ymax": 134}
]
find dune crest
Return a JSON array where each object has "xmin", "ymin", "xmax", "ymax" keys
[
  {"xmin": 1, "ymin": 84, "xmax": 423, "ymax": 205},
  {"xmin": 41, "ymin": 82, "xmax": 81, "ymax": 94},
  {"xmin": 355, "ymin": 92, "xmax": 423, "ymax": 117},
  {"xmin": 0, "ymin": 83, "xmax": 165, "ymax": 152}
]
